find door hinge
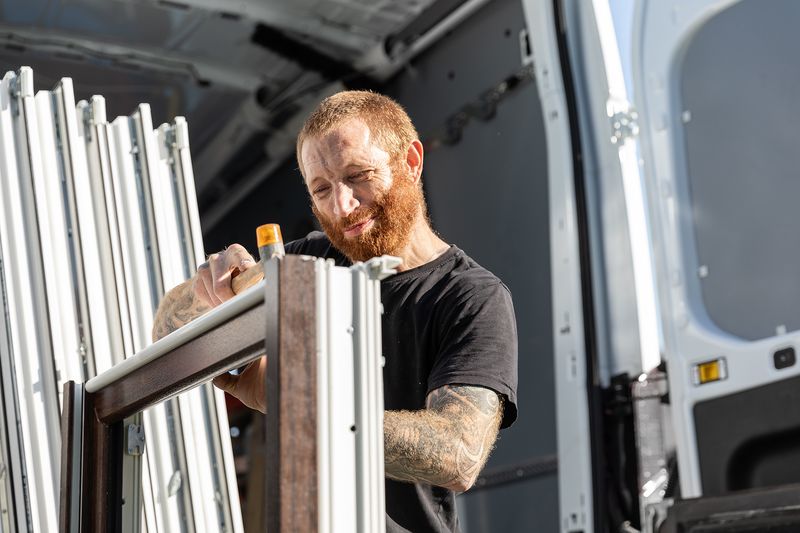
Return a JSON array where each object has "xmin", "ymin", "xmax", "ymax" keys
[
  {"xmin": 126, "ymin": 424, "xmax": 145, "ymax": 456},
  {"xmin": 610, "ymin": 109, "xmax": 639, "ymax": 145}
]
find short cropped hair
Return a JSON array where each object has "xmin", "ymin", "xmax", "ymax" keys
[{"xmin": 296, "ymin": 90, "xmax": 418, "ymax": 174}]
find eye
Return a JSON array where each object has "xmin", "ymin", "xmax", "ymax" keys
[
  {"xmin": 347, "ymin": 170, "xmax": 371, "ymax": 183},
  {"xmin": 312, "ymin": 184, "xmax": 331, "ymax": 198}
]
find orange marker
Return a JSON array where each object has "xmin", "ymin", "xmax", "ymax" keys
[{"xmin": 256, "ymin": 223, "xmax": 285, "ymax": 262}]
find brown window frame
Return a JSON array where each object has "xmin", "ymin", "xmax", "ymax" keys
[{"xmin": 60, "ymin": 256, "xmax": 320, "ymax": 533}]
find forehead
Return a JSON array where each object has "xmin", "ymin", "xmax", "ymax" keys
[{"xmin": 300, "ymin": 118, "xmax": 390, "ymax": 181}]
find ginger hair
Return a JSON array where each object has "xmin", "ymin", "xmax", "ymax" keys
[{"xmin": 296, "ymin": 90, "xmax": 418, "ymax": 176}]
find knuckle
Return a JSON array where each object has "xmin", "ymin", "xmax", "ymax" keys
[
  {"xmin": 210, "ymin": 259, "xmax": 227, "ymax": 276},
  {"xmin": 227, "ymin": 245, "xmax": 253, "ymax": 265}
]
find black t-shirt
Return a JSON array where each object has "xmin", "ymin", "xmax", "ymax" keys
[{"xmin": 285, "ymin": 232, "xmax": 518, "ymax": 533}]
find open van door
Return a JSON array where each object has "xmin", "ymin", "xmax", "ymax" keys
[
  {"xmin": 629, "ymin": 0, "xmax": 800, "ymax": 531},
  {"xmin": 530, "ymin": 0, "xmax": 800, "ymax": 531},
  {"xmin": 521, "ymin": 0, "xmax": 660, "ymax": 531},
  {"xmin": 634, "ymin": 0, "xmax": 800, "ymax": 501}
]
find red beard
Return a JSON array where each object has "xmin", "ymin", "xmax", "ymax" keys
[{"xmin": 313, "ymin": 169, "xmax": 424, "ymax": 263}]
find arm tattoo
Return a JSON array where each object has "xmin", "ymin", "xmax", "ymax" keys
[
  {"xmin": 384, "ymin": 385, "xmax": 503, "ymax": 492},
  {"xmin": 151, "ymin": 280, "xmax": 211, "ymax": 341}
]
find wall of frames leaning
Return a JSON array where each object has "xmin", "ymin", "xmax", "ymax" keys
[{"xmin": 0, "ymin": 66, "xmax": 242, "ymax": 532}]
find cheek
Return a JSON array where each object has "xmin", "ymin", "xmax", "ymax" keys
[
  {"xmin": 353, "ymin": 191, "xmax": 371, "ymax": 207},
  {"xmin": 355, "ymin": 181, "xmax": 386, "ymax": 206},
  {"xmin": 310, "ymin": 197, "xmax": 329, "ymax": 218}
]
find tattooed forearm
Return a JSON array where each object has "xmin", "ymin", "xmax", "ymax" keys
[
  {"xmin": 151, "ymin": 279, "xmax": 212, "ymax": 341},
  {"xmin": 384, "ymin": 385, "xmax": 503, "ymax": 492}
]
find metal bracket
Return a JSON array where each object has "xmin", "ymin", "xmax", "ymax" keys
[
  {"xmin": 363, "ymin": 255, "xmax": 402, "ymax": 281},
  {"xmin": 8, "ymin": 76, "xmax": 20, "ymax": 117},
  {"xmin": 167, "ymin": 470, "xmax": 182, "ymax": 497},
  {"xmin": 162, "ymin": 125, "xmax": 177, "ymax": 150},
  {"xmin": 159, "ymin": 124, "xmax": 177, "ymax": 164},
  {"xmin": 173, "ymin": 117, "xmax": 190, "ymax": 150},
  {"xmin": 610, "ymin": 109, "xmax": 640, "ymax": 145},
  {"xmin": 9, "ymin": 67, "xmax": 33, "ymax": 117},
  {"xmin": 633, "ymin": 369, "xmax": 672, "ymax": 532},
  {"xmin": 126, "ymin": 424, "xmax": 145, "ymax": 456},
  {"xmin": 80, "ymin": 104, "xmax": 93, "ymax": 142},
  {"xmin": 643, "ymin": 498, "xmax": 674, "ymax": 533},
  {"xmin": 80, "ymin": 96, "xmax": 107, "ymax": 143}
]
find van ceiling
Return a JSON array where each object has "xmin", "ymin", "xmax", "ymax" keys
[{"xmin": 0, "ymin": 0, "xmax": 476, "ymax": 228}]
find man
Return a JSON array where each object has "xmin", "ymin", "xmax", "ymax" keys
[{"xmin": 152, "ymin": 91, "xmax": 518, "ymax": 532}]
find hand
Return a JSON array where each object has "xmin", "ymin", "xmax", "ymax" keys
[
  {"xmin": 213, "ymin": 356, "xmax": 267, "ymax": 413},
  {"xmin": 194, "ymin": 244, "xmax": 256, "ymax": 307}
]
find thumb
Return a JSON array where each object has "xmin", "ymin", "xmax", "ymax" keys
[
  {"xmin": 212, "ymin": 372, "xmax": 238, "ymax": 393},
  {"xmin": 230, "ymin": 258, "xmax": 256, "ymax": 279}
]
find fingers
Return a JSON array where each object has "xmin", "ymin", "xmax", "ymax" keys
[
  {"xmin": 227, "ymin": 243, "xmax": 257, "ymax": 274},
  {"xmin": 212, "ymin": 372, "xmax": 237, "ymax": 393},
  {"xmin": 211, "ymin": 357, "xmax": 267, "ymax": 414},
  {"xmin": 209, "ymin": 251, "xmax": 236, "ymax": 302},
  {"xmin": 194, "ymin": 261, "xmax": 220, "ymax": 307},
  {"xmin": 222, "ymin": 243, "xmax": 256, "ymax": 275},
  {"xmin": 194, "ymin": 244, "xmax": 256, "ymax": 307},
  {"xmin": 211, "ymin": 244, "xmax": 255, "ymax": 302},
  {"xmin": 241, "ymin": 357, "xmax": 267, "ymax": 413}
]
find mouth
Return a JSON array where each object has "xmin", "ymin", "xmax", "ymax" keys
[{"xmin": 343, "ymin": 217, "xmax": 375, "ymax": 238}]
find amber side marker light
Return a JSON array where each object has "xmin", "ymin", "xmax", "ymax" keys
[{"xmin": 692, "ymin": 357, "xmax": 728, "ymax": 386}]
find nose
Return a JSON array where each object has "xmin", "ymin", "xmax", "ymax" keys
[{"xmin": 332, "ymin": 182, "xmax": 359, "ymax": 218}]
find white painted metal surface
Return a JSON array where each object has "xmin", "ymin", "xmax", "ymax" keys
[
  {"xmin": 77, "ymin": 94, "xmax": 129, "ymax": 375},
  {"xmin": 0, "ymin": 69, "xmax": 41, "ymax": 533},
  {"xmin": 32, "ymin": 89, "xmax": 82, "ymax": 394},
  {"xmin": 352, "ymin": 257, "xmax": 394, "ymax": 533},
  {"xmin": 629, "ymin": 0, "xmax": 783, "ymax": 498},
  {"xmin": 519, "ymin": 1, "xmax": 595, "ymax": 532},
  {"xmin": 592, "ymin": 0, "xmax": 661, "ymax": 375},
  {"xmin": 0, "ymin": 67, "xmax": 61, "ymax": 533},
  {"xmin": 316, "ymin": 260, "xmax": 355, "ymax": 533},
  {"xmin": 314, "ymin": 255, "xmax": 394, "ymax": 533}
]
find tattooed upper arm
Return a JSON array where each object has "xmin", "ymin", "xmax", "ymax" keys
[
  {"xmin": 426, "ymin": 384, "xmax": 503, "ymax": 419},
  {"xmin": 426, "ymin": 385, "xmax": 504, "ymax": 486},
  {"xmin": 383, "ymin": 384, "xmax": 504, "ymax": 492}
]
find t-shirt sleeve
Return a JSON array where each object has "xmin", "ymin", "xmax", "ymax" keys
[
  {"xmin": 284, "ymin": 231, "xmax": 325, "ymax": 256},
  {"xmin": 427, "ymin": 282, "xmax": 519, "ymax": 429}
]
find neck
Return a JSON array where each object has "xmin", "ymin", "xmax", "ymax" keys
[{"xmin": 394, "ymin": 216, "xmax": 449, "ymax": 271}]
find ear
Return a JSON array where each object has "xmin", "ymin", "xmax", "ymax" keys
[{"xmin": 405, "ymin": 139, "xmax": 424, "ymax": 184}]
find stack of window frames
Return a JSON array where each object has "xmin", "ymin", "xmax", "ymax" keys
[{"xmin": 0, "ymin": 66, "xmax": 242, "ymax": 532}]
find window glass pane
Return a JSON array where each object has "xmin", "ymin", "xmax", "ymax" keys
[{"xmin": 680, "ymin": 0, "xmax": 800, "ymax": 340}]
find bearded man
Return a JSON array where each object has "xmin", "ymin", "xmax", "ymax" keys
[{"xmin": 153, "ymin": 91, "xmax": 518, "ymax": 532}]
